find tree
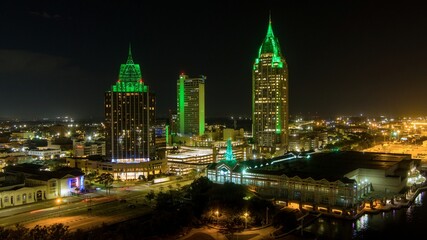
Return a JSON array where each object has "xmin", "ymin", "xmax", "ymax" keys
[
  {"xmin": 0, "ymin": 223, "xmax": 72, "ymax": 240},
  {"xmin": 190, "ymin": 176, "xmax": 213, "ymax": 195},
  {"xmin": 1, "ymin": 224, "xmax": 28, "ymax": 240},
  {"xmin": 29, "ymin": 224, "xmax": 70, "ymax": 240},
  {"xmin": 95, "ymin": 173, "xmax": 114, "ymax": 195},
  {"xmin": 210, "ymin": 182, "xmax": 246, "ymax": 212},
  {"xmin": 248, "ymin": 197, "xmax": 275, "ymax": 226},
  {"xmin": 85, "ymin": 172, "xmax": 98, "ymax": 190},
  {"xmin": 145, "ymin": 190, "xmax": 156, "ymax": 204},
  {"xmin": 189, "ymin": 177, "xmax": 213, "ymax": 217},
  {"xmin": 115, "ymin": 175, "xmax": 122, "ymax": 184},
  {"xmin": 152, "ymin": 189, "xmax": 192, "ymax": 235},
  {"xmin": 188, "ymin": 169, "xmax": 198, "ymax": 180}
]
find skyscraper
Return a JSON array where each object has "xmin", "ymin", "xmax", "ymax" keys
[
  {"xmin": 252, "ymin": 16, "xmax": 288, "ymax": 153},
  {"xmin": 105, "ymin": 46, "xmax": 155, "ymax": 162},
  {"xmin": 176, "ymin": 73, "xmax": 206, "ymax": 136}
]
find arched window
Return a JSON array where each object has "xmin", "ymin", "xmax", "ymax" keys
[{"xmin": 4, "ymin": 197, "xmax": 8, "ymax": 203}]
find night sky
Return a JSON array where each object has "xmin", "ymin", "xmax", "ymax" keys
[{"xmin": 1, "ymin": 1, "xmax": 427, "ymax": 121}]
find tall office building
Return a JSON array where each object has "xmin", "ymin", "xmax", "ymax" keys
[
  {"xmin": 105, "ymin": 46, "xmax": 155, "ymax": 162},
  {"xmin": 252, "ymin": 17, "xmax": 288, "ymax": 152},
  {"xmin": 176, "ymin": 73, "xmax": 206, "ymax": 136}
]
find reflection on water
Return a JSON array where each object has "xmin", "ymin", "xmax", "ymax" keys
[
  {"xmin": 354, "ymin": 214, "xmax": 368, "ymax": 232},
  {"xmin": 304, "ymin": 191, "xmax": 427, "ymax": 239}
]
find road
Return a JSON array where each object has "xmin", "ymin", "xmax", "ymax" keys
[{"xmin": 0, "ymin": 178, "xmax": 194, "ymax": 231}]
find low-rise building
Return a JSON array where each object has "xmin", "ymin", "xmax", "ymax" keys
[
  {"xmin": 1, "ymin": 164, "xmax": 85, "ymax": 208},
  {"xmin": 207, "ymin": 151, "xmax": 423, "ymax": 217},
  {"xmin": 27, "ymin": 148, "xmax": 62, "ymax": 160},
  {"xmin": 167, "ymin": 147, "xmax": 213, "ymax": 175},
  {"xmin": 66, "ymin": 156, "xmax": 167, "ymax": 181},
  {"xmin": 73, "ymin": 140, "xmax": 106, "ymax": 157}
]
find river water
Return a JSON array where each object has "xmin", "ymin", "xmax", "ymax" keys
[{"xmin": 303, "ymin": 191, "xmax": 427, "ymax": 239}]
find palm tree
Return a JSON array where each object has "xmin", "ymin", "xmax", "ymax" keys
[
  {"xmin": 95, "ymin": 173, "xmax": 114, "ymax": 195},
  {"xmin": 115, "ymin": 175, "xmax": 123, "ymax": 187},
  {"xmin": 85, "ymin": 172, "xmax": 98, "ymax": 191}
]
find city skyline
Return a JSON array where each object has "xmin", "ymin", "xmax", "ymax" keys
[{"xmin": 2, "ymin": 1, "xmax": 427, "ymax": 120}]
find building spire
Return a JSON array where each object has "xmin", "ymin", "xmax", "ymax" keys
[
  {"xmin": 127, "ymin": 43, "xmax": 134, "ymax": 64},
  {"xmin": 257, "ymin": 13, "xmax": 282, "ymax": 57},
  {"xmin": 224, "ymin": 138, "xmax": 236, "ymax": 161},
  {"xmin": 267, "ymin": 12, "xmax": 275, "ymax": 38}
]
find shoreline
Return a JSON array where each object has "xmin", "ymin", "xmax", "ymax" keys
[{"xmin": 309, "ymin": 184, "xmax": 427, "ymax": 222}]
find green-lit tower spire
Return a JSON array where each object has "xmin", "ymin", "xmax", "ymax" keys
[
  {"xmin": 127, "ymin": 43, "xmax": 134, "ymax": 63},
  {"xmin": 257, "ymin": 15, "xmax": 283, "ymax": 68},
  {"xmin": 252, "ymin": 15, "xmax": 289, "ymax": 154},
  {"xmin": 224, "ymin": 138, "xmax": 236, "ymax": 161},
  {"xmin": 111, "ymin": 44, "xmax": 148, "ymax": 93}
]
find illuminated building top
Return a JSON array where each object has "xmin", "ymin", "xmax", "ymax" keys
[
  {"xmin": 112, "ymin": 44, "xmax": 148, "ymax": 93},
  {"xmin": 256, "ymin": 15, "xmax": 284, "ymax": 68}
]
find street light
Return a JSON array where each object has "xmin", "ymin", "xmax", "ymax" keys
[
  {"xmin": 56, "ymin": 198, "xmax": 62, "ymax": 209},
  {"xmin": 244, "ymin": 212, "xmax": 249, "ymax": 229},
  {"xmin": 87, "ymin": 196, "xmax": 92, "ymax": 212},
  {"xmin": 266, "ymin": 207, "xmax": 269, "ymax": 225},
  {"xmin": 215, "ymin": 210, "xmax": 219, "ymax": 225}
]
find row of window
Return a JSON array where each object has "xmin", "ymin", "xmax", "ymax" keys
[{"xmin": 3, "ymin": 193, "xmax": 32, "ymax": 203}]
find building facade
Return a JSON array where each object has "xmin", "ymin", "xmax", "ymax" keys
[
  {"xmin": 176, "ymin": 73, "xmax": 206, "ymax": 136},
  {"xmin": 252, "ymin": 17, "xmax": 289, "ymax": 153},
  {"xmin": 73, "ymin": 140, "xmax": 106, "ymax": 157},
  {"xmin": 207, "ymin": 151, "xmax": 423, "ymax": 217},
  {"xmin": 66, "ymin": 157, "xmax": 167, "ymax": 181},
  {"xmin": 2, "ymin": 164, "xmax": 85, "ymax": 200},
  {"xmin": 27, "ymin": 149, "xmax": 62, "ymax": 160},
  {"xmin": 105, "ymin": 46, "xmax": 155, "ymax": 163}
]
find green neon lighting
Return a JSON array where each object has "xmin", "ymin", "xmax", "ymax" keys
[
  {"xmin": 253, "ymin": 58, "xmax": 260, "ymax": 70},
  {"xmin": 257, "ymin": 18, "xmax": 284, "ymax": 68},
  {"xmin": 272, "ymin": 56, "xmax": 284, "ymax": 68},
  {"xmin": 252, "ymin": 63, "xmax": 256, "ymax": 135},
  {"xmin": 165, "ymin": 125, "xmax": 169, "ymax": 146},
  {"xmin": 224, "ymin": 138, "xmax": 236, "ymax": 161},
  {"xmin": 276, "ymin": 105, "xmax": 281, "ymax": 134},
  {"xmin": 253, "ymin": 16, "xmax": 288, "ymax": 140},
  {"xmin": 199, "ymin": 82, "xmax": 205, "ymax": 135},
  {"xmin": 112, "ymin": 44, "xmax": 147, "ymax": 93},
  {"xmin": 178, "ymin": 75, "xmax": 185, "ymax": 134}
]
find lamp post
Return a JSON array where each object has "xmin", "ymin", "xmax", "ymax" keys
[
  {"xmin": 244, "ymin": 212, "xmax": 248, "ymax": 229},
  {"xmin": 56, "ymin": 198, "xmax": 62, "ymax": 209},
  {"xmin": 215, "ymin": 210, "xmax": 219, "ymax": 225},
  {"xmin": 266, "ymin": 207, "xmax": 269, "ymax": 225},
  {"xmin": 87, "ymin": 196, "xmax": 92, "ymax": 212}
]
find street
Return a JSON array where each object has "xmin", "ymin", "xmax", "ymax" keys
[{"xmin": 0, "ymin": 178, "xmax": 194, "ymax": 231}]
